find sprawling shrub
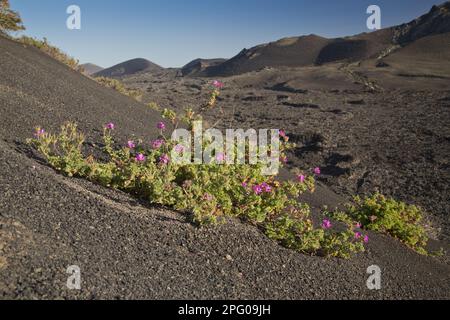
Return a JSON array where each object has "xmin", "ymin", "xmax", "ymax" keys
[
  {"xmin": 341, "ymin": 194, "xmax": 430, "ymax": 254},
  {"xmin": 0, "ymin": 0, "xmax": 24, "ymax": 34},
  {"xmin": 28, "ymin": 83, "xmax": 368, "ymax": 258}
]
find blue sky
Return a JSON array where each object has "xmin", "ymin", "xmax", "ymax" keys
[{"xmin": 9, "ymin": 0, "xmax": 444, "ymax": 68}]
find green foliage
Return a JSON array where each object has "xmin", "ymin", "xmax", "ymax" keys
[
  {"xmin": 266, "ymin": 210, "xmax": 365, "ymax": 258},
  {"xmin": 16, "ymin": 36, "xmax": 82, "ymax": 71},
  {"xmin": 0, "ymin": 0, "xmax": 25, "ymax": 34},
  {"xmin": 161, "ymin": 108, "xmax": 178, "ymax": 124},
  {"xmin": 345, "ymin": 193, "xmax": 429, "ymax": 254},
  {"xmin": 94, "ymin": 77, "xmax": 143, "ymax": 101},
  {"xmin": 28, "ymin": 117, "xmax": 367, "ymax": 259},
  {"xmin": 27, "ymin": 83, "xmax": 369, "ymax": 258}
]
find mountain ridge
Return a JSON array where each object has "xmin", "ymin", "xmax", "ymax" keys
[
  {"xmin": 94, "ymin": 57, "xmax": 164, "ymax": 78},
  {"xmin": 197, "ymin": 1, "xmax": 450, "ymax": 77}
]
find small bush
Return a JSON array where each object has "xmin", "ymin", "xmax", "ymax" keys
[
  {"xmin": 28, "ymin": 83, "xmax": 368, "ymax": 258},
  {"xmin": 344, "ymin": 193, "xmax": 429, "ymax": 254},
  {"xmin": 28, "ymin": 79, "xmax": 368, "ymax": 258},
  {"xmin": 94, "ymin": 77, "xmax": 143, "ymax": 101},
  {"xmin": 0, "ymin": 0, "xmax": 25, "ymax": 34},
  {"xmin": 28, "ymin": 121, "xmax": 368, "ymax": 258},
  {"xmin": 16, "ymin": 36, "xmax": 82, "ymax": 71}
]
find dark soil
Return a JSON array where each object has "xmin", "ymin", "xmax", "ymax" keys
[{"xmin": 1, "ymin": 28, "xmax": 449, "ymax": 300}]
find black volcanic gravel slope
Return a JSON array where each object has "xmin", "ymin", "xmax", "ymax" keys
[
  {"xmin": 0, "ymin": 35, "xmax": 449, "ymax": 299},
  {"xmin": 0, "ymin": 36, "xmax": 168, "ymax": 143},
  {"xmin": 1, "ymin": 140, "xmax": 449, "ymax": 299}
]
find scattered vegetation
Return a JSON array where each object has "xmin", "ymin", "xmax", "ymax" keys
[
  {"xmin": 94, "ymin": 77, "xmax": 144, "ymax": 101},
  {"xmin": 16, "ymin": 36, "xmax": 83, "ymax": 71},
  {"xmin": 0, "ymin": 0, "xmax": 24, "ymax": 34},
  {"xmin": 1, "ymin": 2, "xmax": 146, "ymax": 102},
  {"xmin": 28, "ymin": 83, "xmax": 369, "ymax": 259},
  {"xmin": 14, "ymin": 36, "xmax": 144, "ymax": 101}
]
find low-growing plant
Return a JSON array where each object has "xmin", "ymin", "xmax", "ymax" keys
[
  {"xmin": 265, "ymin": 213, "xmax": 366, "ymax": 259},
  {"xmin": 339, "ymin": 193, "xmax": 430, "ymax": 255},
  {"xmin": 16, "ymin": 36, "xmax": 82, "ymax": 71},
  {"xmin": 28, "ymin": 83, "xmax": 368, "ymax": 258},
  {"xmin": 94, "ymin": 77, "xmax": 143, "ymax": 101}
]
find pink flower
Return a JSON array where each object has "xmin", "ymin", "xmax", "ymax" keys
[
  {"xmin": 152, "ymin": 139, "xmax": 164, "ymax": 149},
  {"xmin": 355, "ymin": 222, "xmax": 362, "ymax": 229},
  {"xmin": 212, "ymin": 80, "xmax": 224, "ymax": 89},
  {"xmin": 216, "ymin": 152, "xmax": 225, "ymax": 163},
  {"xmin": 34, "ymin": 128, "xmax": 45, "ymax": 137},
  {"xmin": 105, "ymin": 122, "xmax": 115, "ymax": 130},
  {"xmin": 174, "ymin": 144, "xmax": 185, "ymax": 153},
  {"xmin": 127, "ymin": 140, "xmax": 136, "ymax": 149},
  {"xmin": 321, "ymin": 219, "xmax": 332, "ymax": 230},
  {"xmin": 159, "ymin": 154, "xmax": 170, "ymax": 165},
  {"xmin": 364, "ymin": 235, "xmax": 369, "ymax": 243},
  {"xmin": 242, "ymin": 182, "xmax": 248, "ymax": 188},
  {"xmin": 279, "ymin": 129, "xmax": 289, "ymax": 142},
  {"xmin": 297, "ymin": 175, "xmax": 306, "ymax": 183},
  {"xmin": 313, "ymin": 167, "xmax": 321, "ymax": 175},
  {"xmin": 157, "ymin": 122, "xmax": 166, "ymax": 130},
  {"xmin": 135, "ymin": 153, "xmax": 146, "ymax": 162},
  {"xmin": 252, "ymin": 185, "xmax": 263, "ymax": 195},
  {"xmin": 354, "ymin": 232, "xmax": 362, "ymax": 240},
  {"xmin": 261, "ymin": 182, "xmax": 272, "ymax": 193}
]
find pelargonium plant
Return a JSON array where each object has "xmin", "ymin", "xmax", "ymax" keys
[{"xmin": 27, "ymin": 82, "xmax": 369, "ymax": 258}]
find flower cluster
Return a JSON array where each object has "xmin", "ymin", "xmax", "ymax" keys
[
  {"xmin": 251, "ymin": 183, "xmax": 272, "ymax": 195},
  {"xmin": 152, "ymin": 139, "xmax": 164, "ymax": 149},
  {"xmin": 321, "ymin": 219, "xmax": 332, "ymax": 229}
]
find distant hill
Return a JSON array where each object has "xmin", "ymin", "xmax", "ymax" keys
[
  {"xmin": 81, "ymin": 63, "xmax": 104, "ymax": 75},
  {"xmin": 94, "ymin": 58, "xmax": 164, "ymax": 78},
  {"xmin": 181, "ymin": 58, "xmax": 226, "ymax": 76},
  {"xmin": 201, "ymin": 35, "xmax": 330, "ymax": 77},
  {"xmin": 202, "ymin": 2, "xmax": 450, "ymax": 77}
]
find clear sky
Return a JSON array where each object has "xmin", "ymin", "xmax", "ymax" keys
[{"xmin": 9, "ymin": 0, "xmax": 445, "ymax": 68}]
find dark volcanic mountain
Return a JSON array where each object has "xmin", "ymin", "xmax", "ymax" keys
[
  {"xmin": 202, "ymin": 1, "xmax": 450, "ymax": 77},
  {"xmin": 392, "ymin": 2, "xmax": 450, "ymax": 44},
  {"xmin": 181, "ymin": 58, "xmax": 226, "ymax": 76},
  {"xmin": 94, "ymin": 58, "xmax": 164, "ymax": 78},
  {"xmin": 81, "ymin": 63, "xmax": 104, "ymax": 75},
  {"xmin": 201, "ymin": 35, "xmax": 331, "ymax": 77},
  {"xmin": 314, "ymin": 28, "xmax": 394, "ymax": 65}
]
